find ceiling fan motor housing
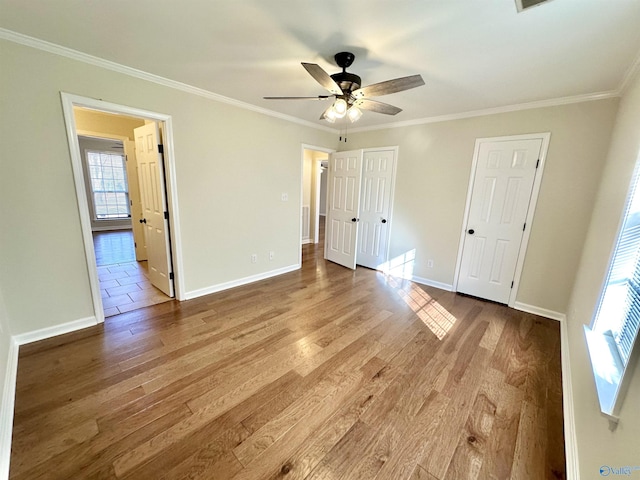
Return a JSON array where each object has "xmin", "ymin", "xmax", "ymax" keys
[{"xmin": 331, "ymin": 71, "xmax": 361, "ymax": 99}]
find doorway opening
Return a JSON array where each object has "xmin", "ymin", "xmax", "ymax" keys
[
  {"xmin": 76, "ymin": 133, "xmax": 172, "ymax": 317},
  {"xmin": 61, "ymin": 93, "xmax": 183, "ymax": 324},
  {"xmin": 301, "ymin": 145, "xmax": 333, "ymax": 264}
]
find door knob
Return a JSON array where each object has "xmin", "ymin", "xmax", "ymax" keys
[
  {"xmin": 468, "ymin": 229, "xmax": 475, "ymax": 235},
  {"xmin": 381, "ymin": 219, "xmax": 387, "ymax": 224},
  {"xmin": 352, "ymin": 218, "xmax": 357, "ymax": 222},
  {"xmin": 140, "ymin": 218, "xmax": 147, "ymax": 224}
]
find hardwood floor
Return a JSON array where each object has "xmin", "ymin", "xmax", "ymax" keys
[{"xmin": 10, "ymin": 235, "xmax": 566, "ymax": 479}]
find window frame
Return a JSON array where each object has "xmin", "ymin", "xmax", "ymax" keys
[
  {"xmin": 85, "ymin": 149, "xmax": 131, "ymax": 221},
  {"xmin": 584, "ymin": 159, "xmax": 640, "ymax": 424}
]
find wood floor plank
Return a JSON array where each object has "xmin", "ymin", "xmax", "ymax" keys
[{"xmin": 9, "ymin": 235, "xmax": 566, "ymax": 480}]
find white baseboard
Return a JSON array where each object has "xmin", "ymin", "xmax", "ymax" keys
[
  {"xmin": 0, "ymin": 339, "xmax": 18, "ymax": 480},
  {"xmin": 404, "ymin": 275, "xmax": 454, "ymax": 292},
  {"xmin": 512, "ymin": 301, "xmax": 566, "ymax": 322},
  {"xmin": 184, "ymin": 264, "xmax": 301, "ymax": 300},
  {"xmin": 13, "ymin": 316, "xmax": 98, "ymax": 346},
  {"xmin": 560, "ymin": 317, "xmax": 580, "ymax": 479},
  {"xmin": 301, "ymin": 238, "xmax": 312, "ymax": 245}
]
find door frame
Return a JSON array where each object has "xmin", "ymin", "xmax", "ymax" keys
[
  {"xmin": 453, "ymin": 132, "xmax": 551, "ymax": 307},
  {"xmin": 300, "ymin": 144, "xmax": 335, "ymax": 264},
  {"xmin": 61, "ymin": 92, "xmax": 184, "ymax": 324}
]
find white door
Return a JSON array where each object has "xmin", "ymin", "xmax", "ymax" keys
[
  {"xmin": 134, "ymin": 123, "xmax": 174, "ymax": 297},
  {"xmin": 456, "ymin": 138, "xmax": 543, "ymax": 303},
  {"xmin": 123, "ymin": 139, "xmax": 147, "ymax": 261},
  {"xmin": 325, "ymin": 150, "xmax": 364, "ymax": 269},
  {"xmin": 357, "ymin": 149, "xmax": 396, "ymax": 270}
]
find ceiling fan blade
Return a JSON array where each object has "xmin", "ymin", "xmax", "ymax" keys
[
  {"xmin": 263, "ymin": 96, "xmax": 332, "ymax": 100},
  {"xmin": 354, "ymin": 99, "xmax": 402, "ymax": 115},
  {"xmin": 302, "ymin": 63, "xmax": 344, "ymax": 95},
  {"xmin": 353, "ymin": 74, "xmax": 425, "ymax": 99}
]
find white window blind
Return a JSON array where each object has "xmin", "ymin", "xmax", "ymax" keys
[
  {"xmin": 594, "ymin": 164, "xmax": 640, "ymax": 365},
  {"xmin": 86, "ymin": 151, "xmax": 130, "ymax": 220},
  {"xmin": 585, "ymin": 160, "xmax": 640, "ymax": 420}
]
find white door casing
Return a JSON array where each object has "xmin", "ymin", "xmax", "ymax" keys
[
  {"xmin": 456, "ymin": 135, "xmax": 547, "ymax": 304},
  {"xmin": 325, "ymin": 149, "xmax": 364, "ymax": 270},
  {"xmin": 134, "ymin": 123, "xmax": 174, "ymax": 297},
  {"xmin": 357, "ymin": 149, "xmax": 396, "ymax": 270}
]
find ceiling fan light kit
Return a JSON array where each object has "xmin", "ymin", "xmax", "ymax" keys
[{"xmin": 265, "ymin": 51, "xmax": 425, "ymax": 124}]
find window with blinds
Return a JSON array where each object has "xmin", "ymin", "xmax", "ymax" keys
[
  {"xmin": 585, "ymin": 160, "xmax": 640, "ymax": 420},
  {"xmin": 86, "ymin": 151, "xmax": 131, "ymax": 220}
]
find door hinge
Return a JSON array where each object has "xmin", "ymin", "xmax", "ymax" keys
[
  {"xmin": 134, "ymin": 242, "xmax": 137, "ymax": 248},
  {"xmin": 523, "ymin": 223, "xmax": 526, "ymax": 231},
  {"xmin": 511, "ymin": 281, "xmax": 514, "ymax": 289},
  {"xmin": 158, "ymin": 144, "xmax": 164, "ymax": 154},
  {"xmin": 169, "ymin": 272, "xmax": 174, "ymax": 280},
  {"xmin": 164, "ymin": 211, "xmax": 169, "ymax": 220},
  {"xmin": 536, "ymin": 159, "xmax": 540, "ymax": 168}
]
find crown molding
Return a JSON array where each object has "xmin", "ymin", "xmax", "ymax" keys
[
  {"xmin": 618, "ymin": 48, "xmax": 640, "ymax": 95},
  {"xmin": 348, "ymin": 90, "xmax": 621, "ymax": 133},
  {"xmin": 0, "ymin": 28, "xmax": 336, "ymax": 134},
  {"xmin": 0, "ymin": 27, "xmax": 633, "ymax": 135}
]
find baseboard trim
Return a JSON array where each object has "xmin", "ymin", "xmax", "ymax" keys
[
  {"xmin": 0, "ymin": 339, "xmax": 18, "ymax": 480},
  {"xmin": 560, "ymin": 317, "xmax": 580, "ymax": 479},
  {"xmin": 184, "ymin": 264, "xmax": 301, "ymax": 300},
  {"xmin": 512, "ymin": 301, "xmax": 565, "ymax": 321},
  {"xmin": 12, "ymin": 316, "xmax": 98, "ymax": 346},
  {"xmin": 405, "ymin": 275, "xmax": 454, "ymax": 292}
]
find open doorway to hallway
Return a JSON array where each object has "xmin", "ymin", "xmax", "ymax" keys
[
  {"xmin": 93, "ymin": 230, "xmax": 171, "ymax": 316},
  {"xmin": 301, "ymin": 146, "xmax": 331, "ymax": 253},
  {"xmin": 73, "ymin": 107, "xmax": 173, "ymax": 318}
]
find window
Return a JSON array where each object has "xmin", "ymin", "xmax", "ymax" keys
[
  {"xmin": 585, "ymin": 159, "xmax": 640, "ymax": 421},
  {"xmin": 86, "ymin": 151, "xmax": 130, "ymax": 220}
]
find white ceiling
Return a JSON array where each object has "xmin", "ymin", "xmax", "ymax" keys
[{"xmin": 2, "ymin": 0, "xmax": 640, "ymax": 129}]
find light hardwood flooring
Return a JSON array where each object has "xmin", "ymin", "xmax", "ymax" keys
[{"xmin": 10, "ymin": 230, "xmax": 566, "ymax": 479}]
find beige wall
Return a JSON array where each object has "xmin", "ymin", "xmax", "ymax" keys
[
  {"xmin": 74, "ymin": 108, "xmax": 144, "ymax": 140},
  {"xmin": 565, "ymin": 70, "xmax": 640, "ymax": 475},
  {"xmin": 347, "ymin": 100, "xmax": 619, "ymax": 314},
  {"xmin": 0, "ymin": 39, "xmax": 336, "ymax": 335}
]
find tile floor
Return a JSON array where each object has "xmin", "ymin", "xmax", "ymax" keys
[{"xmin": 93, "ymin": 230, "xmax": 172, "ymax": 317}]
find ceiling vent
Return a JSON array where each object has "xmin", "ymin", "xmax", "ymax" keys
[{"xmin": 515, "ymin": 0, "xmax": 553, "ymax": 12}]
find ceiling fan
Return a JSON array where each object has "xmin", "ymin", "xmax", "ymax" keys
[{"xmin": 264, "ymin": 51, "xmax": 425, "ymax": 123}]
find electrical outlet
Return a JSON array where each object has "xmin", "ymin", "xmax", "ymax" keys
[
  {"xmin": 269, "ymin": 251, "xmax": 275, "ymax": 261},
  {"xmin": 251, "ymin": 253, "xmax": 258, "ymax": 264},
  {"xmin": 427, "ymin": 259, "xmax": 434, "ymax": 268},
  {"xmin": 281, "ymin": 193, "xmax": 288, "ymax": 201}
]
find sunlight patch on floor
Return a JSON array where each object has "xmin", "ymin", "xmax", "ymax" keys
[{"xmin": 385, "ymin": 269, "xmax": 457, "ymax": 340}]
